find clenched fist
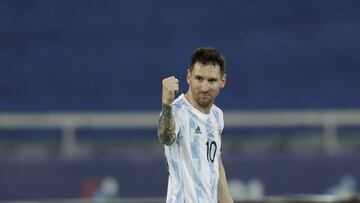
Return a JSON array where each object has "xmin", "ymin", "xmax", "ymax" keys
[{"xmin": 162, "ymin": 76, "xmax": 179, "ymax": 105}]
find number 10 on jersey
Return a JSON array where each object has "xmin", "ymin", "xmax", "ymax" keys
[{"xmin": 205, "ymin": 141, "xmax": 217, "ymax": 163}]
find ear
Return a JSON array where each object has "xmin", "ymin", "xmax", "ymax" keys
[
  {"xmin": 186, "ymin": 69, "xmax": 191, "ymax": 85},
  {"xmin": 221, "ymin": 73, "xmax": 227, "ymax": 88}
]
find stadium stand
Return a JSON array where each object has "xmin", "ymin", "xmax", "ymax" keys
[{"xmin": 0, "ymin": 0, "xmax": 360, "ymax": 202}]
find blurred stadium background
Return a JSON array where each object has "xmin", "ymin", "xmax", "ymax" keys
[{"xmin": 1, "ymin": 0, "xmax": 360, "ymax": 202}]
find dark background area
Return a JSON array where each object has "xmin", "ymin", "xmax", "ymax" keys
[
  {"xmin": 1, "ymin": 0, "xmax": 360, "ymax": 200},
  {"xmin": 1, "ymin": 0, "xmax": 359, "ymax": 111}
]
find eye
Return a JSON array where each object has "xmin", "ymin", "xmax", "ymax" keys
[
  {"xmin": 208, "ymin": 79, "xmax": 217, "ymax": 83},
  {"xmin": 195, "ymin": 76, "xmax": 203, "ymax": 81}
]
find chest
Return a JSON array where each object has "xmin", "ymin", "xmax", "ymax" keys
[{"xmin": 182, "ymin": 117, "xmax": 222, "ymax": 163}]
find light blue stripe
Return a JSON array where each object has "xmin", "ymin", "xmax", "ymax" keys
[
  {"xmin": 213, "ymin": 109, "xmax": 222, "ymax": 132},
  {"xmin": 169, "ymin": 144, "xmax": 184, "ymax": 203},
  {"xmin": 173, "ymin": 102, "xmax": 182, "ymax": 113},
  {"xmin": 206, "ymin": 117, "xmax": 217, "ymax": 200},
  {"xmin": 189, "ymin": 115, "xmax": 205, "ymax": 202},
  {"xmin": 173, "ymin": 98, "xmax": 187, "ymax": 113},
  {"xmin": 213, "ymin": 109, "xmax": 220, "ymax": 123},
  {"xmin": 173, "ymin": 99, "xmax": 187, "ymax": 141}
]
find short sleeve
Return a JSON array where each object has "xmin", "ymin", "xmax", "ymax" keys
[
  {"xmin": 220, "ymin": 109, "xmax": 224, "ymax": 133},
  {"xmin": 173, "ymin": 110, "xmax": 184, "ymax": 141}
]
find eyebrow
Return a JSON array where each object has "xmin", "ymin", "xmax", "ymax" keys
[{"xmin": 194, "ymin": 75, "xmax": 218, "ymax": 80}]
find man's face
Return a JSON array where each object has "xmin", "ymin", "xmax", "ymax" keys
[{"xmin": 187, "ymin": 62, "xmax": 226, "ymax": 109}]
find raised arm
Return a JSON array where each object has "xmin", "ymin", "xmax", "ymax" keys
[{"xmin": 157, "ymin": 76, "xmax": 179, "ymax": 146}]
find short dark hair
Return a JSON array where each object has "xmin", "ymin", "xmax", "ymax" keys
[{"xmin": 189, "ymin": 47, "xmax": 225, "ymax": 76}]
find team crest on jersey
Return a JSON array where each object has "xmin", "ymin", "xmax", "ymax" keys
[{"xmin": 206, "ymin": 127, "xmax": 214, "ymax": 136}]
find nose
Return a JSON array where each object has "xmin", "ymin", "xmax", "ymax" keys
[{"xmin": 201, "ymin": 81, "xmax": 210, "ymax": 92}]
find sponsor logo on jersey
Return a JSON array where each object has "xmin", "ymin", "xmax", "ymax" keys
[{"xmin": 195, "ymin": 126, "xmax": 202, "ymax": 134}]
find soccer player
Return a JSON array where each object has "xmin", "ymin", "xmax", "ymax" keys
[{"xmin": 158, "ymin": 47, "xmax": 234, "ymax": 203}]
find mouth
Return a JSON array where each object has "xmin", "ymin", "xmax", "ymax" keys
[{"xmin": 199, "ymin": 93, "xmax": 211, "ymax": 98}]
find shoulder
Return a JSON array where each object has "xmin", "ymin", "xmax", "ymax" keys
[
  {"xmin": 212, "ymin": 104, "xmax": 224, "ymax": 133},
  {"xmin": 172, "ymin": 94, "xmax": 187, "ymax": 114},
  {"xmin": 211, "ymin": 104, "xmax": 224, "ymax": 119}
]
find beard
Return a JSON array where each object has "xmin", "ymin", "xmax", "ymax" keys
[{"xmin": 195, "ymin": 92, "xmax": 215, "ymax": 108}]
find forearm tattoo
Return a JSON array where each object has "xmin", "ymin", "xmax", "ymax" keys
[{"xmin": 157, "ymin": 103, "xmax": 176, "ymax": 145}]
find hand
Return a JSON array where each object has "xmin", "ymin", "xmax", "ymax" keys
[{"xmin": 162, "ymin": 76, "xmax": 179, "ymax": 105}]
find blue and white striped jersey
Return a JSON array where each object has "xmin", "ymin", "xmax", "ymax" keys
[{"xmin": 164, "ymin": 94, "xmax": 223, "ymax": 203}]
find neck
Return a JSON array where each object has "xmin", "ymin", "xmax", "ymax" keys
[{"xmin": 185, "ymin": 91, "xmax": 212, "ymax": 114}]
